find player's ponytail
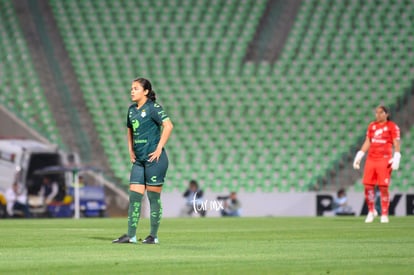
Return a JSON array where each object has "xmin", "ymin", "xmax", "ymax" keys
[
  {"xmin": 147, "ymin": 89, "xmax": 156, "ymax": 102},
  {"xmin": 133, "ymin": 77, "xmax": 157, "ymax": 102}
]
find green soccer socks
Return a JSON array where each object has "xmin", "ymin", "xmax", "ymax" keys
[
  {"xmin": 127, "ymin": 191, "xmax": 143, "ymax": 238},
  {"xmin": 147, "ymin": 191, "xmax": 162, "ymax": 238}
]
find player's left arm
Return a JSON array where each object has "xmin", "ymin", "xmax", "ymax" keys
[
  {"xmin": 148, "ymin": 103, "xmax": 174, "ymax": 162},
  {"xmin": 157, "ymin": 119, "xmax": 174, "ymax": 150},
  {"xmin": 390, "ymin": 123, "xmax": 401, "ymax": 170},
  {"xmin": 393, "ymin": 139, "xmax": 400, "ymax": 153},
  {"xmin": 353, "ymin": 137, "xmax": 370, "ymax": 170},
  {"xmin": 148, "ymin": 118, "xmax": 174, "ymax": 162}
]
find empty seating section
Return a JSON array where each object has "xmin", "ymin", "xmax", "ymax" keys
[
  {"xmin": 272, "ymin": 0, "xmax": 413, "ymax": 191},
  {"xmin": 0, "ymin": 0, "xmax": 63, "ymax": 146},
  {"xmin": 48, "ymin": 0, "xmax": 414, "ymax": 192},
  {"xmin": 391, "ymin": 126, "xmax": 414, "ymax": 191},
  {"xmin": 49, "ymin": 0, "xmax": 268, "ymax": 191}
]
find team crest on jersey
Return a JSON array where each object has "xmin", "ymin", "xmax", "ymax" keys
[
  {"xmin": 141, "ymin": 110, "xmax": 146, "ymax": 118},
  {"xmin": 372, "ymin": 125, "xmax": 376, "ymax": 130},
  {"xmin": 383, "ymin": 126, "xmax": 388, "ymax": 131}
]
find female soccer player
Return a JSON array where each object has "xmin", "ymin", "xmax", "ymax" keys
[
  {"xmin": 113, "ymin": 77, "xmax": 173, "ymax": 244},
  {"xmin": 353, "ymin": 105, "xmax": 401, "ymax": 223}
]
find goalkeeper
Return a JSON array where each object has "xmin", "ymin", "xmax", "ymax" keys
[{"xmin": 353, "ymin": 105, "xmax": 401, "ymax": 224}]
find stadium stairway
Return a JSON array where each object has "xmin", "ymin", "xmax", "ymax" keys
[
  {"xmin": 11, "ymin": 0, "xmax": 113, "ymax": 172},
  {"xmin": 0, "ymin": 0, "xmax": 62, "ymax": 146},
  {"xmin": 246, "ymin": 0, "xmax": 302, "ymax": 62}
]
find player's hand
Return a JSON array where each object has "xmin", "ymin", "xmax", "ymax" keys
[
  {"xmin": 390, "ymin": 152, "xmax": 401, "ymax": 170},
  {"xmin": 148, "ymin": 147, "xmax": 162, "ymax": 162},
  {"xmin": 353, "ymin": 151, "xmax": 365, "ymax": 170},
  {"xmin": 129, "ymin": 151, "xmax": 136, "ymax": 164}
]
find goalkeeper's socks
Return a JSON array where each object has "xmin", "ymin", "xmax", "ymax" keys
[
  {"xmin": 127, "ymin": 191, "xmax": 143, "ymax": 238},
  {"xmin": 147, "ymin": 191, "xmax": 162, "ymax": 238},
  {"xmin": 364, "ymin": 184, "xmax": 375, "ymax": 213},
  {"xmin": 379, "ymin": 185, "xmax": 389, "ymax": 216}
]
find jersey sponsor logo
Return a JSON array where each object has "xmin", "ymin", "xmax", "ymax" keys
[
  {"xmin": 372, "ymin": 127, "xmax": 387, "ymax": 143},
  {"xmin": 134, "ymin": 139, "xmax": 147, "ymax": 144},
  {"xmin": 372, "ymin": 138, "xmax": 386, "ymax": 144},
  {"xmin": 132, "ymin": 119, "xmax": 139, "ymax": 131},
  {"xmin": 374, "ymin": 128, "xmax": 383, "ymax": 137}
]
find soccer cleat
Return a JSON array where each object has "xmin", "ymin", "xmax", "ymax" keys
[
  {"xmin": 112, "ymin": 234, "xmax": 137, "ymax": 244},
  {"xmin": 142, "ymin": 235, "xmax": 159, "ymax": 244},
  {"xmin": 365, "ymin": 210, "xmax": 378, "ymax": 223},
  {"xmin": 380, "ymin": 215, "xmax": 389, "ymax": 223}
]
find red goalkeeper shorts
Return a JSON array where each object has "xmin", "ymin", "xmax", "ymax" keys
[{"xmin": 362, "ymin": 157, "xmax": 393, "ymax": 186}]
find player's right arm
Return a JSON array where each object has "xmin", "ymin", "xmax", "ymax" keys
[
  {"xmin": 127, "ymin": 127, "xmax": 136, "ymax": 163},
  {"xmin": 126, "ymin": 106, "xmax": 136, "ymax": 163},
  {"xmin": 353, "ymin": 136, "xmax": 371, "ymax": 170},
  {"xmin": 360, "ymin": 136, "xmax": 371, "ymax": 153}
]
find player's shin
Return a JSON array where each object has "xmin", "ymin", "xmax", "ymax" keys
[
  {"xmin": 379, "ymin": 186, "xmax": 390, "ymax": 216},
  {"xmin": 128, "ymin": 191, "xmax": 143, "ymax": 238},
  {"xmin": 147, "ymin": 191, "xmax": 162, "ymax": 238},
  {"xmin": 364, "ymin": 184, "xmax": 376, "ymax": 213}
]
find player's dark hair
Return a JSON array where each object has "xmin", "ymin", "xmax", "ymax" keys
[
  {"xmin": 337, "ymin": 188, "xmax": 345, "ymax": 197},
  {"xmin": 133, "ymin": 77, "xmax": 156, "ymax": 102},
  {"xmin": 377, "ymin": 105, "xmax": 390, "ymax": 121},
  {"xmin": 189, "ymin": 179, "xmax": 198, "ymax": 188}
]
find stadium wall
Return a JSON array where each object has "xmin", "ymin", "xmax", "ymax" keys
[{"xmin": 161, "ymin": 191, "xmax": 414, "ymax": 218}]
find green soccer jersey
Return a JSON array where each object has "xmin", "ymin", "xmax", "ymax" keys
[{"xmin": 126, "ymin": 100, "xmax": 169, "ymax": 161}]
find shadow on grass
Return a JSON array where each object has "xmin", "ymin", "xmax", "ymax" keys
[{"xmin": 88, "ymin": 236, "xmax": 114, "ymax": 241}]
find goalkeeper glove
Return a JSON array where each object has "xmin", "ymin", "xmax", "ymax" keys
[
  {"xmin": 353, "ymin": 151, "xmax": 365, "ymax": 170},
  {"xmin": 389, "ymin": 152, "xmax": 401, "ymax": 170}
]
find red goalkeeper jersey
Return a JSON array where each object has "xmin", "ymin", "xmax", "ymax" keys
[{"xmin": 366, "ymin": 121, "xmax": 400, "ymax": 160}]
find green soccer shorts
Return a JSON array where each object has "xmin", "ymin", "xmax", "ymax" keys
[{"xmin": 129, "ymin": 149, "xmax": 169, "ymax": 185}]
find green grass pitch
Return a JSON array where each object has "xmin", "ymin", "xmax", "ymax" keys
[{"xmin": 0, "ymin": 217, "xmax": 413, "ymax": 274}]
